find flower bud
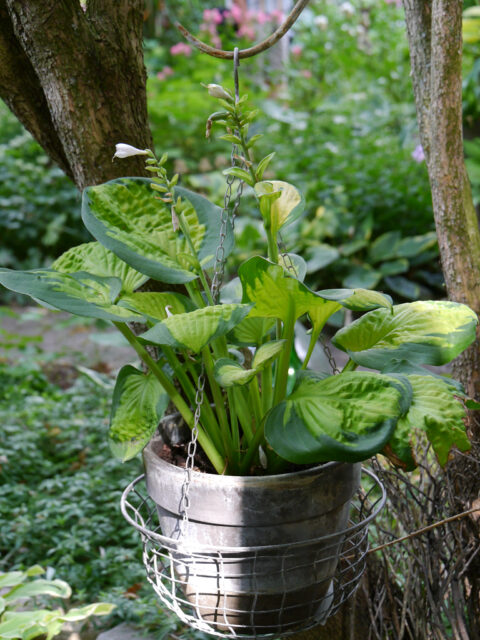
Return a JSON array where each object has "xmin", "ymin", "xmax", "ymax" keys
[
  {"xmin": 113, "ymin": 143, "xmax": 149, "ymax": 159},
  {"xmin": 207, "ymin": 84, "xmax": 232, "ymax": 101}
]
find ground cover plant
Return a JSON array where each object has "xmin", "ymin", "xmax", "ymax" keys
[{"xmin": 0, "ymin": 335, "xmax": 214, "ymax": 637}]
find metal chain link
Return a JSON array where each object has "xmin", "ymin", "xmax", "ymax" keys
[
  {"xmin": 179, "ymin": 48, "xmax": 244, "ymax": 535},
  {"xmin": 320, "ymin": 334, "xmax": 340, "ymax": 375}
]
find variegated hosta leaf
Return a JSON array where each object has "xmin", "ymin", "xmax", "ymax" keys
[
  {"xmin": 255, "ymin": 180, "xmax": 305, "ymax": 234},
  {"xmin": 265, "ymin": 371, "xmax": 411, "ymax": 464},
  {"xmin": 0, "ymin": 268, "xmax": 143, "ymax": 323},
  {"xmin": 318, "ymin": 288, "xmax": 392, "ymax": 312},
  {"xmin": 279, "ymin": 253, "xmax": 307, "ymax": 282},
  {"xmin": 214, "ymin": 358, "xmax": 257, "ymax": 387},
  {"xmin": 118, "ymin": 291, "xmax": 195, "ymax": 323},
  {"xmin": 139, "ymin": 303, "xmax": 252, "ymax": 353},
  {"xmin": 230, "ymin": 316, "xmax": 276, "ymax": 346},
  {"xmin": 381, "ymin": 358, "xmax": 464, "ymax": 393},
  {"xmin": 82, "ymin": 178, "xmax": 233, "ymax": 284},
  {"xmin": 109, "ymin": 365, "xmax": 168, "ymax": 462},
  {"xmin": 384, "ymin": 374, "xmax": 470, "ymax": 471},
  {"xmin": 52, "ymin": 241, "xmax": 147, "ymax": 293},
  {"xmin": 333, "ymin": 301, "xmax": 478, "ymax": 369},
  {"xmin": 239, "ymin": 256, "xmax": 334, "ymax": 325},
  {"xmin": 252, "ymin": 340, "xmax": 286, "ymax": 368},
  {"xmin": 214, "ymin": 340, "xmax": 285, "ymax": 388}
]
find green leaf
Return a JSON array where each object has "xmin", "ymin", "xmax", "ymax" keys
[
  {"xmin": 140, "ymin": 303, "xmax": 252, "ymax": 353},
  {"xmin": 239, "ymin": 256, "xmax": 325, "ymax": 324},
  {"xmin": 381, "ymin": 358, "xmax": 464, "ymax": 394},
  {"xmin": 230, "ymin": 316, "xmax": 275, "ymax": 346},
  {"xmin": 0, "ymin": 611, "xmax": 52, "ymax": 639},
  {"xmin": 384, "ymin": 276, "xmax": 421, "ymax": 300},
  {"xmin": 317, "ymin": 288, "xmax": 392, "ymax": 312},
  {"xmin": 219, "ymin": 134, "xmax": 242, "ymax": 145},
  {"xmin": 52, "ymin": 242, "xmax": 147, "ymax": 294},
  {"xmin": 305, "ymin": 245, "xmax": 340, "ymax": 272},
  {"xmin": 118, "ymin": 291, "xmax": 195, "ymax": 323},
  {"xmin": 4, "ymin": 579, "xmax": 71, "ymax": 602},
  {"xmin": 255, "ymin": 152, "xmax": 276, "ymax": 181},
  {"xmin": 0, "ymin": 269, "xmax": 143, "ymax": 323},
  {"xmin": 252, "ymin": 340, "xmax": 286, "ymax": 369},
  {"xmin": 82, "ymin": 178, "xmax": 232, "ymax": 284},
  {"xmin": 109, "ymin": 366, "xmax": 168, "ymax": 462},
  {"xmin": 333, "ymin": 301, "xmax": 478, "ymax": 369},
  {"xmin": 254, "ymin": 180, "xmax": 305, "ymax": 234},
  {"xmin": 214, "ymin": 358, "xmax": 256, "ymax": 387},
  {"xmin": 265, "ymin": 372, "xmax": 409, "ymax": 464},
  {"xmin": 393, "ymin": 232, "xmax": 437, "ymax": 259},
  {"xmin": 220, "ymin": 277, "xmax": 242, "ymax": 304},
  {"xmin": 378, "ymin": 259, "xmax": 409, "ymax": 277},
  {"xmin": 279, "ymin": 253, "xmax": 307, "ymax": 282},
  {"xmin": 58, "ymin": 602, "xmax": 115, "ymax": 621},
  {"xmin": 368, "ymin": 231, "xmax": 401, "ymax": 263},
  {"xmin": 342, "ymin": 264, "xmax": 382, "ymax": 289},
  {"xmin": 0, "ymin": 573, "xmax": 26, "ymax": 589},
  {"xmin": 384, "ymin": 375, "xmax": 470, "ymax": 470},
  {"xmin": 222, "ymin": 167, "xmax": 254, "ymax": 186}
]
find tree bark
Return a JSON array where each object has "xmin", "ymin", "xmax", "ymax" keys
[
  {"xmin": 403, "ymin": 1, "xmax": 480, "ymax": 635},
  {"xmin": 0, "ymin": 0, "xmax": 153, "ymax": 189}
]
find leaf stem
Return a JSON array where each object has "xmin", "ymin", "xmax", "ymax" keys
[
  {"xmin": 114, "ymin": 322, "xmax": 225, "ymax": 474},
  {"xmin": 342, "ymin": 358, "xmax": 358, "ymax": 372},
  {"xmin": 301, "ymin": 327, "xmax": 321, "ymax": 370},
  {"xmin": 273, "ymin": 309, "xmax": 296, "ymax": 405}
]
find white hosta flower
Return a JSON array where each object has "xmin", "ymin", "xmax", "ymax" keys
[
  {"xmin": 207, "ymin": 84, "xmax": 232, "ymax": 101},
  {"xmin": 113, "ymin": 143, "xmax": 148, "ymax": 159}
]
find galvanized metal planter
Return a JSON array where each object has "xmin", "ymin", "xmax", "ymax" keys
[{"xmin": 121, "ymin": 436, "xmax": 386, "ymax": 638}]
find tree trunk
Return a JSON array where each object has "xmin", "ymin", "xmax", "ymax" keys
[
  {"xmin": 0, "ymin": 0, "xmax": 153, "ymax": 189},
  {"xmin": 403, "ymin": 1, "xmax": 480, "ymax": 635}
]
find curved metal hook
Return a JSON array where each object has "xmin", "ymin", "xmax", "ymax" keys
[{"xmin": 175, "ymin": 0, "xmax": 311, "ymax": 60}]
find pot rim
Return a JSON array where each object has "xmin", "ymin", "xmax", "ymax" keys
[{"xmin": 145, "ymin": 434, "xmax": 344, "ymax": 487}]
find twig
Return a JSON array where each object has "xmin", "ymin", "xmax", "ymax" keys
[
  {"xmin": 368, "ymin": 505, "xmax": 480, "ymax": 555},
  {"xmin": 175, "ymin": 0, "xmax": 311, "ymax": 59}
]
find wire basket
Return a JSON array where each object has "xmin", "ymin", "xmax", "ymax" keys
[{"xmin": 121, "ymin": 467, "xmax": 385, "ymax": 638}]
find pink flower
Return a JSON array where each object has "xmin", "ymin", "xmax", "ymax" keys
[
  {"xmin": 230, "ymin": 4, "xmax": 244, "ymax": 23},
  {"xmin": 203, "ymin": 8, "xmax": 223, "ymax": 24},
  {"xmin": 291, "ymin": 44, "xmax": 303, "ymax": 58},
  {"xmin": 256, "ymin": 11, "xmax": 271, "ymax": 25},
  {"xmin": 156, "ymin": 66, "xmax": 174, "ymax": 81},
  {"xmin": 385, "ymin": 0, "xmax": 402, "ymax": 6},
  {"xmin": 300, "ymin": 69, "xmax": 313, "ymax": 78},
  {"xmin": 411, "ymin": 144, "xmax": 425, "ymax": 163},
  {"xmin": 170, "ymin": 42, "xmax": 192, "ymax": 57},
  {"xmin": 238, "ymin": 24, "xmax": 256, "ymax": 41}
]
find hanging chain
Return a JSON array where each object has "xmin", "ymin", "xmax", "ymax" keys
[
  {"xmin": 320, "ymin": 334, "xmax": 340, "ymax": 375},
  {"xmin": 179, "ymin": 49, "xmax": 243, "ymax": 536}
]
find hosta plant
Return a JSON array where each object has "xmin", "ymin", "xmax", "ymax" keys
[
  {"xmin": 0, "ymin": 85, "xmax": 477, "ymax": 475},
  {"xmin": 0, "ymin": 566, "xmax": 114, "ymax": 640}
]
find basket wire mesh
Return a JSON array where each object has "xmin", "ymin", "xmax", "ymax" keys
[{"xmin": 121, "ymin": 468, "xmax": 385, "ymax": 638}]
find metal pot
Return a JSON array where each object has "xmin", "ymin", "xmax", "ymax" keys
[{"xmin": 143, "ymin": 435, "xmax": 361, "ymax": 633}]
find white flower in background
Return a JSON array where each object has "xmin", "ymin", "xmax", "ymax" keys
[
  {"xmin": 207, "ymin": 84, "xmax": 232, "ymax": 100},
  {"xmin": 113, "ymin": 143, "xmax": 148, "ymax": 159},
  {"xmin": 340, "ymin": 2, "xmax": 355, "ymax": 16},
  {"xmin": 314, "ymin": 15, "xmax": 329, "ymax": 30}
]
